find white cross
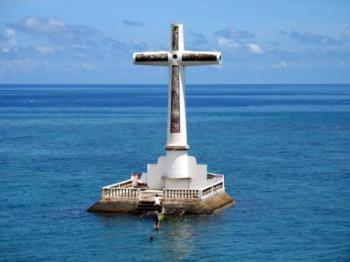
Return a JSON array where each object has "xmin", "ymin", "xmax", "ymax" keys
[{"xmin": 133, "ymin": 24, "xmax": 221, "ymax": 151}]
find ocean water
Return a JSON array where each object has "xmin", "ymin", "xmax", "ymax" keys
[{"xmin": 0, "ymin": 84, "xmax": 349, "ymax": 261}]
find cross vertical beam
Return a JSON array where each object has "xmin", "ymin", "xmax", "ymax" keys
[
  {"xmin": 166, "ymin": 24, "xmax": 187, "ymax": 150},
  {"xmin": 172, "ymin": 25, "xmax": 179, "ymax": 50},
  {"xmin": 171, "ymin": 24, "xmax": 184, "ymax": 51}
]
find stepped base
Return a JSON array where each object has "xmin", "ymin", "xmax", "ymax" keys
[{"xmin": 88, "ymin": 191, "xmax": 235, "ymax": 215}]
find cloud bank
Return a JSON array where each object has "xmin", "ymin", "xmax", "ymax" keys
[
  {"xmin": 0, "ymin": 16, "xmax": 148, "ymax": 75},
  {"xmin": 0, "ymin": 17, "xmax": 349, "ymax": 83}
]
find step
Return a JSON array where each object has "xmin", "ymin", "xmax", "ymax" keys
[{"xmin": 137, "ymin": 201, "xmax": 162, "ymax": 212}]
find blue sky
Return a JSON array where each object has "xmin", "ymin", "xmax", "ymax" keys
[{"xmin": 0, "ymin": 0, "xmax": 349, "ymax": 84}]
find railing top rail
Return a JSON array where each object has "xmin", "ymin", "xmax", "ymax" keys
[
  {"xmin": 200, "ymin": 178, "xmax": 224, "ymax": 191},
  {"xmin": 164, "ymin": 178, "xmax": 224, "ymax": 193},
  {"xmin": 102, "ymin": 179, "xmax": 132, "ymax": 189},
  {"xmin": 163, "ymin": 189, "xmax": 200, "ymax": 191},
  {"xmin": 208, "ymin": 172, "xmax": 224, "ymax": 177},
  {"xmin": 104, "ymin": 187, "xmax": 138, "ymax": 191}
]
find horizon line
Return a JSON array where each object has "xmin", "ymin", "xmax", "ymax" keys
[{"xmin": 1, "ymin": 83, "xmax": 350, "ymax": 86}]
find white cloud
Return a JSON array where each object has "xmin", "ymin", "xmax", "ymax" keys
[
  {"xmin": 4, "ymin": 28, "xmax": 16, "ymax": 47},
  {"xmin": 343, "ymin": 29, "xmax": 350, "ymax": 38},
  {"xmin": 215, "ymin": 26, "xmax": 254, "ymax": 40},
  {"xmin": 22, "ymin": 16, "xmax": 65, "ymax": 34},
  {"xmin": 246, "ymin": 43, "xmax": 263, "ymax": 54},
  {"xmin": 217, "ymin": 36, "xmax": 240, "ymax": 49},
  {"xmin": 25, "ymin": 17, "xmax": 39, "ymax": 28},
  {"xmin": 6, "ymin": 28, "xmax": 16, "ymax": 39},
  {"xmin": 6, "ymin": 16, "xmax": 131, "ymax": 56},
  {"xmin": 48, "ymin": 18, "xmax": 65, "ymax": 29},
  {"xmin": 280, "ymin": 30, "xmax": 341, "ymax": 45},
  {"xmin": 272, "ymin": 61, "xmax": 301, "ymax": 69},
  {"xmin": 273, "ymin": 61, "xmax": 288, "ymax": 69}
]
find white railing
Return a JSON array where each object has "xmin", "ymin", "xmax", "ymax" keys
[
  {"xmin": 103, "ymin": 178, "xmax": 133, "ymax": 189},
  {"xmin": 163, "ymin": 189, "xmax": 200, "ymax": 199},
  {"xmin": 101, "ymin": 174, "xmax": 225, "ymax": 200},
  {"xmin": 163, "ymin": 174, "xmax": 225, "ymax": 200},
  {"xmin": 200, "ymin": 179, "xmax": 225, "ymax": 200},
  {"xmin": 101, "ymin": 179, "xmax": 140, "ymax": 199},
  {"xmin": 102, "ymin": 188, "xmax": 140, "ymax": 199}
]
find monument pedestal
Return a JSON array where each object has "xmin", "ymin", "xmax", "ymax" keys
[
  {"xmin": 88, "ymin": 187, "xmax": 234, "ymax": 215},
  {"xmin": 147, "ymin": 151, "xmax": 208, "ymax": 190}
]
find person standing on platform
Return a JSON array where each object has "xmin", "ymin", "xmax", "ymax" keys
[{"xmin": 154, "ymin": 194, "xmax": 161, "ymax": 208}]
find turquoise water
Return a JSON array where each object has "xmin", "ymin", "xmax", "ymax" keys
[{"xmin": 0, "ymin": 84, "xmax": 349, "ymax": 261}]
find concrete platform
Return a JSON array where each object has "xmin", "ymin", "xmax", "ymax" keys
[{"xmin": 88, "ymin": 191, "xmax": 235, "ymax": 215}]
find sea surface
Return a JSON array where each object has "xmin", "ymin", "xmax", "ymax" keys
[{"xmin": 0, "ymin": 84, "xmax": 349, "ymax": 261}]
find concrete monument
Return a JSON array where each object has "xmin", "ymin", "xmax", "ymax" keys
[{"xmin": 89, "ymin": 24, "xmax": 234, "ymax": 214}]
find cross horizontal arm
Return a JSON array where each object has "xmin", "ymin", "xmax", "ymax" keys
[
  {"xmin": 181, "ymin": 51, "xmax": 221, "ymax": 66},
  {"xmin": 133, "ymin": 52, "xmax": 169, "ymax": 66}
]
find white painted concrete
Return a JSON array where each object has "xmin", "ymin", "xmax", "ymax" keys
[{"xmin": 134, "ymin": 24, "xmax": 221, "ymax": 190}]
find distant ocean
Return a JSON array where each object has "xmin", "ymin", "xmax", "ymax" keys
[{"xmin": 0, "ymin": 84, "xmax": 349, "ymax": 261}]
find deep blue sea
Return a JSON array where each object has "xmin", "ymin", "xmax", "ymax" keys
[{"xmin": 0, "ymin": 84, "xmax": 349, "ymax": 261}]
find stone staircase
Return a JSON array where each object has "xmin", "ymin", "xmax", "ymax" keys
[
  {"xmin": 136, "ymin": 190, "xmax": 163, "ymax": 213},
  {"xmin": 136, "ymin": 200, "xmax": 161, "ymax": 213}
]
